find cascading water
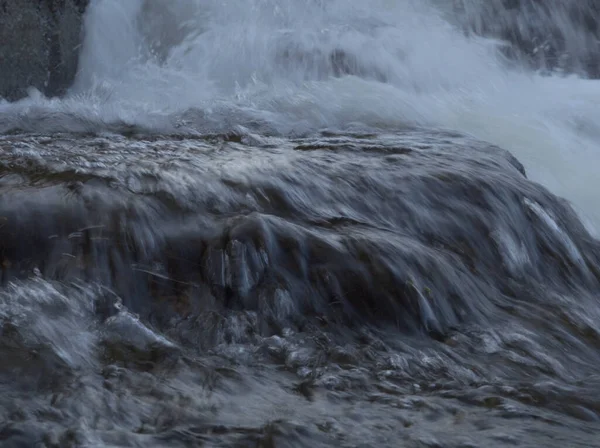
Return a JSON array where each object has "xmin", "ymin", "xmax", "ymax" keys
[
  {"xmin": 1, "ymin": 1, "xmax": 600, "ymax": 447},
  {"xmin": 3, "ymin": 0, "xmax": 600, "ymax": 232}
]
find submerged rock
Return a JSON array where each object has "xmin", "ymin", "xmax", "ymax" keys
[{"xmin": 0, "ymin": 0, "xmax": 89, "ymax": 101}]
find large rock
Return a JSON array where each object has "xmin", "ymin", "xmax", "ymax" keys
[
  {"xmin": 1, "ymin": 132, "xmax": 599, "ymax": 338},
  {"xmin": 0, "ymin": 0, "xmax": 89, "ymax": 101}
]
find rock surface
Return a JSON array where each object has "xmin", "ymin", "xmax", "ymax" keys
[
  {"xmin": 452, "ymin": 0, "xmax": 600, "ymax": 76},
  {"xmin": 0, "ymin": 0, "xmax": 89, "ymax": 101}
]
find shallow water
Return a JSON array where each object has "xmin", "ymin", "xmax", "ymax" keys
[{"xmin": 1, "ymin": 0, "xmax": 600, "ymax": 446}]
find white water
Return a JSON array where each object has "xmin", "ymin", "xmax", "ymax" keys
[{"xmin": 1, "ymin": 0, "xmax": 600, "ymax": 234}]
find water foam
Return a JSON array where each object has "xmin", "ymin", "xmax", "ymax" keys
[{"xmin": 1, "ymin": 0, "xmax": 599, "ymax": 233}]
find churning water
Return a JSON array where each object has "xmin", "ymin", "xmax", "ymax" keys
[
  {"xmin": 2, "ymin": 0, "xmax": 600, "ymax": 231},
  {"xmin": 1, "ymin": 1, "xmax": 600, "ymax": 447}
]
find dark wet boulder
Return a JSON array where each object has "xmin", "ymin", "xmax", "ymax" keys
[
  {"xmin": 1, "ymin": 132, "xmax": 599, "ymax": 340},
  {"xmin": 0, "ymin": 0, "xmax": 89, "ymax": 101},
  {"xmin": 453, "ymin": 0, "xmax": 600, "ymax": 77}
]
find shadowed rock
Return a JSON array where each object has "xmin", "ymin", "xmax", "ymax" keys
[
  {"xmin": 0, "ymin": 0, "xmax": 89, "ymax": 101},
  {"xmin": 452, "ymin": 0, "xmax": 600, "ymax": 76}
]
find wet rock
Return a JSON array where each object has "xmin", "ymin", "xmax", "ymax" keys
[
  {"xmin": 0, "ymin": 424, "xmax": 45, "ymax": 448},
  {"xmin": 1, "ymin": 132, "xmax": 599, "ymax": 341},
  {"xmin": 259, "ymin": 335, "xmax": 288, "ymax": 362},
  {"xmin": 454, "ymin": 0, "xmax": 600, "ymax": 76},
  {"xmin": 0, "ymin": 0, "xmax": 89, "ymax": 101}
]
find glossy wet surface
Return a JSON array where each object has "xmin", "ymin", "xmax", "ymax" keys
[{"xmin": 1, "ymin": 131, "xmax": 600, "ymax": 447}]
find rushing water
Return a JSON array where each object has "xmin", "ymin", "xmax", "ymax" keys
[{"xmin": 1, "ymin": 1, "xmax": 600, "ymax": 447}]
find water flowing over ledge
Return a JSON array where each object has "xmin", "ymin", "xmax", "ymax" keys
[
  {"xmin": 2, "ymin": 0, "xmax": 600, "ymax": 231},
  {"xmin": 1, "ymin": 1, "xmax": 600, "ymax": 446},
  {"xmin": 1, "ymin": 132, "xmax": 600, "ymax": 446}
]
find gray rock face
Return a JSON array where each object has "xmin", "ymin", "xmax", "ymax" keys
[
  {"xmin": 452, "ymin": 0, "xmax": 600, "ymax": 77},
  {"xmin": 0, "ymin": 0, "xmax": 89, "ymax": 101}
]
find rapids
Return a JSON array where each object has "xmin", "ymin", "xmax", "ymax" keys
[
  {"xmin": 1, "ymin": 0, "xmax": 600, "ymax": 231},
  {"xmin": 1, "ymin": 1, "xmax": 600, "ymax": 447}
]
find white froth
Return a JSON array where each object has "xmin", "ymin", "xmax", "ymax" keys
[{"xmin": 1, "ymin": 0, "xmax": 599, "ymax": 234}]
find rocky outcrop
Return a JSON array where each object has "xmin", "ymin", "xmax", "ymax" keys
[
  {"xmin": 453, "ymin": 0, "xmax": 600, "ymax": 77},
  {"xmin": 0, "ymin": 0, "xmax": 89, "ymax": 101},
  {"xmin": 1, "ymin": 132, "xmax": 599, "ymax": 339}
]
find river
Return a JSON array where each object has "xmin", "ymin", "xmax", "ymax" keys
[{"xmin": 1, "ymin": 1, "xmax": 600, "ymax": 447}]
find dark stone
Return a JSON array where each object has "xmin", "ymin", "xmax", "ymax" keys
[
  {"xmin": 455, "ymin": 0, "xmax": 600, "ymax": 77},
  {"xmin": 0, "ymin": 0, "xmax": 89, "ymax": 101}
]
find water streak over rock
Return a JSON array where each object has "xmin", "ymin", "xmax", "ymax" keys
[{"xmin": 1, "ymin": 132, "xmax": 600, "ymax": 446}]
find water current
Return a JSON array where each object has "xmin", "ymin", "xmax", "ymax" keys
[{"xmin": 1, "ymin": 1, "xmax": 600, "ymax": 447}]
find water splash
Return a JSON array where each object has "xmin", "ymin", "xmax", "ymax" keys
[{"xmin": 1, "ymin": 0, "xmax": 599, "ymax": 233}]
